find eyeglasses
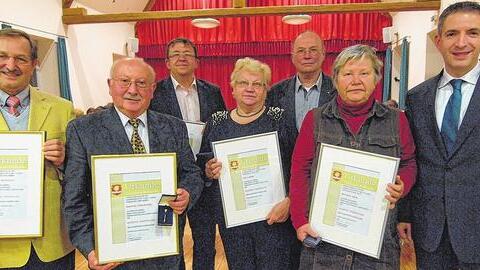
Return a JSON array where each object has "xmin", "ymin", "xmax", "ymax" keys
[
  {"xmin": 111, "ymin": 78, "xmax": 151, "ymax": 89},
  {"xmin": 235, "ymin": 80, "xmax": 265, "ymax": 89},
  {"xmin": 293, "ymin": 47, "xmax": 321, "ymax": 56},
  {"xmin": 0, "ymin": 53, "xmax": 32, "ymax": 65},
  {"xmin": 168, "ymin": 52, "xmax": 196, "ymax": 60}
]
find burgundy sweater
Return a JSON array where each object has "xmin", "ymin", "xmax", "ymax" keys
[{"xmin": 289, "ymin": 96, "xmax": 417, "ymax": 229}]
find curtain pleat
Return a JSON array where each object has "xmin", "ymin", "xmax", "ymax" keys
[
  {"xmin": 382, "ymin": 47, "xmax": 392, "ymax": 102},
  {"xmin": 57, "ymin": 37, "xmax": 73, "ymax": 101},
  {"xmin": 399, "ymin": 39, "xmax": 409, "ymax": 110}
]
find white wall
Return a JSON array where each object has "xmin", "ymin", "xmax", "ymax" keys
[
  {"xmin": 66, "ymin": 3, "xmax": 134, "ymax": 110},
  {"xmin": 0, "ymin": 0, "xmax": 134, "ymax": 111},
  {"xmin": 390, "ymin": 10, "xmax": 439, "ymax": 100}
]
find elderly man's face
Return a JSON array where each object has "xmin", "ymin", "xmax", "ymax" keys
[
  {"xmin": 291, "ymin": 32, "xmax": 325, "ymax": 75},
  {"xmin": 0, "ymin": 36, "xmax": 36, "ymax": 95},
  {"xmin": 435, "ymin": 11, "xmax": 480, "ymax": 77},
  {"xmin": 109, "ymin": 60, "xmax": 155, "ymax": 119},
  {"xmin": 335, "ymin": 57, "xmax": 377, "ymax": 106},
  {"xmin": 166, "ymin": 42, "xmax": 198, "ymax": 78}
]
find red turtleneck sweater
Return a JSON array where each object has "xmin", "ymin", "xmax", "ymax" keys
[{"xmin": 289, "ymin": 96, "xmax": 417, "ymax": 229}]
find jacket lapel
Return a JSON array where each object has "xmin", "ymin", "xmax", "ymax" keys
[
  {"xmin": 165, "ymin": 77, "xmax": 183, "ymax": 119},
  {"xmin": 197, "ymin": 80, "xmax": 208, "ymax": 122},
  {"xmin": 423, "ymin": 74, "xmax": 449, "ymax": 159},
  {"xmin": 450, "ymin": 74, "xmax": 480, "ymax": 157},
  {"xmin": 147, "ymin": 111, "xmax": 163, "ymax": 153},
  {"xmin": 102, "ymin": 107, "xmax": 133, "ymax": 154},
  {"xmin": 28, "ymin": 86, "xmax": 51, "ymax": 131},
  {"xmin": 279, "ymin": 76, "xmax": 298, "ymax": 132}
]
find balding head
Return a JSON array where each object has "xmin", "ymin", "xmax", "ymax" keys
[
  {"xmin": 291, "ymin": 31, "xmax": 325, "ymax": 77},
  {"xmin": 108, "ymin": 58, "xmax": 157, "ymax": 119}
]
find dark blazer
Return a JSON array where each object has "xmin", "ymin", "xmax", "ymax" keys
[
  {"xmin": 402, "ymin": 72, "xmax": 480, "ymax": 263},
  {"xmin": 149, "ymin": 77, "xmax": 226, "ymax": 122},
  {"xmin": 62, "ymin": 107, "xmax": 203, "ymax": 269},
  {"xmin": 266, "ymin": 73, "xmax": 336, "ymax": 137}
]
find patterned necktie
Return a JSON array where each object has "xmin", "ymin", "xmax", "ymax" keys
[
  {"xmin": 6, "ymin": 96, "xmax": 20, "ymax": 117},
  {"xmin": 441, "ymin": 79, "xmax": 463, "ymax": 154},
  {"xmin": 128, "ymin": 119, "xmax": 146, "ymax": 154}
]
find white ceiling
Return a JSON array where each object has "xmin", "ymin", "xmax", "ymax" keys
[{"xmin": 75, "ymin": 0, "xmax": 151, "ymax": 13}]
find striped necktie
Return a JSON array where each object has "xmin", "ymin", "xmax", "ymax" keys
[
  {"xmin": 6, "ymin": 96, "xmax": 20, "ymax": 117},
  {"xmin": 128, "ymin": 119, "xmax": 146, "ymax": 154}
]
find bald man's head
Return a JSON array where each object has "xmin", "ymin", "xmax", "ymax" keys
[{"xmin": 291, "ymin": 31, "xmax": 325, "ymax": 76}]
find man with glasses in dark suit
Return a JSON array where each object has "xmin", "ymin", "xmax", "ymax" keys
[{"xmin": 149, "ymin": 38, "xmax": 225, "ymax": 270}]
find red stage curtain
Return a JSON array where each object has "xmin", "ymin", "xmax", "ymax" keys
[{"xmin": 136, "ymin": 0, "xmax": 391, "ymax": 109}]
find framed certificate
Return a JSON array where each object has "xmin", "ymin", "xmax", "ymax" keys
[
  {"xmin": 0, "ymin": 131, "xmax": 45, "ymax": 238},
  {"xmin": 184, "ymin": 121, "xmax": 206, "ymax": 157},
  {"xmin": 309, "ymin": 144, "xmax": 400, "ymax": 258},
  {"xmin": 212, "ymin": 132, "xmax": 286, "ymax": 228},
  {"xmin": 92, "ymin": 153, "xmax": 179, "ymax": 264}
]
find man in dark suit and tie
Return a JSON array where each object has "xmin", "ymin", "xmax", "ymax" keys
[
  {"xmin": 149, "ymin": 37, "xmax": 225, "ymax": 122},
  {"xmin": 266, "ymin": 30, "xmax": 336, "ymax": 269},
  {"xmin": 397, "ymin": 2, "xmax": 480, "ymax": 269},
  {"xmin": 62, "ymin": 58, "xmax": 203, "ymax": 270},
  {"xmin": 149, "ymin": 38, "xmax": 225, "ymax": 270}
]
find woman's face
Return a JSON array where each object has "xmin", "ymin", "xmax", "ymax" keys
[
  {"xmin": 335, "ymin": 57, "xmax": 377, "ymax": 106},
  {"xmin": 232, "ymin": 70, "xmax": 267, "ymax": 109}
]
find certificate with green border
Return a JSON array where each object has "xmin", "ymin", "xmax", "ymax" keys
[
  {"xmin": 92, "ymin": 153, "xmax": 178, "ymax": 264},
  {"xmin": 309, "ymin": 144, "xmax": 400, "ymax": 259},
  {"xmin": 0, "ymin": 131, "xmax": 45, "ymax": 238},
  {"xmin": 212, "ymin": 132, "xmax": 286, "ymax": 228}
]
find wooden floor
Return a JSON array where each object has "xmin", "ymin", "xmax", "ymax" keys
[{"xmin": 74, "ymin": 220, "xmax": 228, "ymax": 270}]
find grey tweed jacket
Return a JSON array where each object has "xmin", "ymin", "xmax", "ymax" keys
[{"xmin": 62, "ymin": 107, "xmax": 203, "ymax": 269}]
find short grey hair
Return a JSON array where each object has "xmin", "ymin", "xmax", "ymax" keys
[
  {"xmin": 332, "ymin": 44, "xmax": 383, "ymax": 84},
  {"xmin": 109, "ymin": 57, "xmax": 156, "ymax": 82},
  {"xmin": 230, "ymin": 57, "xmax": 272, "ymax": 89},
  {"xmin": 438, "ymin": 1, "xmax": 480, "ymax": 34}
]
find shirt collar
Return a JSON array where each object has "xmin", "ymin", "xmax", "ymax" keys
[
  {"xmin": 171, "ymin": 75, "xmax": 197, "ymax": 91},
  {"xmin": 438, "ymin": 61, "xmax": 480, "ymax": 90},
  {"xmin": 114, "ymin": 106, "xmax": 148, "ymax": 128},
  {"xmin": 295, "ymin": 73, "xmax": 323, "ymax": 92},
  {"xmin": 0, "ymin": 86, "xmax": 30, "ymax": 107}
]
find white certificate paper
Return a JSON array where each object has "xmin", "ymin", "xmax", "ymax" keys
[
  {"xmin": 213, "ymin": 132, "xmax": 286, "ymax": 228},
  {"xmin": 0, "ymin": 131, "xmax": 44, "ymax": 238},
  {"xmin": 92, "ymin": 154, "xmax": 178, "ymax": 264},
  {"xmin": 184, "ymin": 121, "xmax": 205, "ymax": 156},
  {"xmin": 309, "ymin": 144, "xmax": 400, "ymax": 258}
]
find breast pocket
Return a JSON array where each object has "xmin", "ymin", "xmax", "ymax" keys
[{"xmin": 368, "ymin": 136, "xmax": 398, "ymax": 157}]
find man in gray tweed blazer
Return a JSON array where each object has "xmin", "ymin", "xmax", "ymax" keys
[{"xmin": 62, "ymin": 58, "xmax": 203, "ymax": 270}]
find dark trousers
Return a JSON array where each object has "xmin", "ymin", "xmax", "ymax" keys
[
  {"xmin": 416, "ymin": 227, "xmax": 480, "ymax": 270},
  {"xmin": 188, "ymin": 184, "xmax": 220, "ymax": 270},
  {"xmin": 4, "ymin": 246, "xmax": 74, "ymax": 270},
  {"xmin": 219, "ymin": 219, "xmax": 293, "ymax": 270},
  {"xmin": 115, "ymin": 255, "xmax": 180, "ymax": 270}
]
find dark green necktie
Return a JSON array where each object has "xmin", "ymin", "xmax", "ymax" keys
[
  {"xmin": 128, "ymin": 119, "xmax": 146, "ymax": 154},
  {"xmin": 441, "ymin": 79, "xmax": 463, "ymax": 154}
]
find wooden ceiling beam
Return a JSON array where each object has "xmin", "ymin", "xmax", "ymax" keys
[
  {"xmin": 63, "ymin": 1, "xmax": 440, "ymax": 25},
  {"xmin": 63, "ymin": 0, "xmax": 74, "ymax": 9}
]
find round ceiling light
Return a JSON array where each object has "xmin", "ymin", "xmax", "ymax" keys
[
  {"xmin": 191, "ymin": 18, "xmax": 220, "ymax": 29},
  {"xmin": 282, "ymin": 14, "xmax": 312, "ymax": 25}
]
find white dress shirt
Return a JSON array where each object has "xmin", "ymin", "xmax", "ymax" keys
[
  {"xmin": 115, "ymin": 107, "xmax": 150, "ymax": 153},
  {"xmin": 435, "ymin": 62, "xmax": 480, "ymax": 130},
  {"xmin": 171, "ymin": 75, "xmax": 200, "ymax": 122}
]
